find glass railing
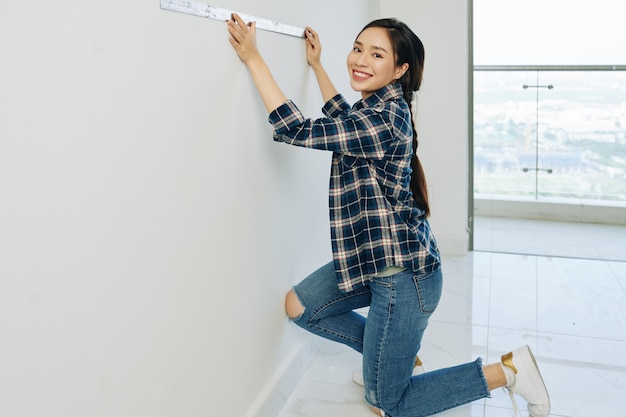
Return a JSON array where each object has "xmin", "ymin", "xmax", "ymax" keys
[{"xmin": 473, "ymin": 66, "xmax": 626, "ymax": 203}]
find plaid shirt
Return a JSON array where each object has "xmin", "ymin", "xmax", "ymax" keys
[{"xmin": 269, "ymin": 83, "xmax": 440, "ymax": 292}]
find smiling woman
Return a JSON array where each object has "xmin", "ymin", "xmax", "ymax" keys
[{"xmin": 226, "ymin": 14, "xmax": 550, "ymax": 417}]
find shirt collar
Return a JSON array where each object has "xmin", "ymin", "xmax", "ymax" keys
[{"xmin": 357, "ymin": 83, "xmax": 405, "ymax": 109}]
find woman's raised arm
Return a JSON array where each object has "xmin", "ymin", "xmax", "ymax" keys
[
  {"xmin": 227, "ymin": 13, "xmax": 287, "ymax": 113},
  {"xmin": 304, "ymin": 27, "xmax": 338, "ymax": 103}
]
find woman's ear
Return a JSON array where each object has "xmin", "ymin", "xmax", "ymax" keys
[{"xmin": 396, "ymin": 63, "xmax": 409, "ymax": 80}]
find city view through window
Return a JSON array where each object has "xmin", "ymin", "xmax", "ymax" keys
[
  {"xmin": 473, "ymin": 0, "xmax": 626, "ymax": 205},
  {"xmin": 474, "ymin": 69, "xmax": 626, "ymax": 202}
]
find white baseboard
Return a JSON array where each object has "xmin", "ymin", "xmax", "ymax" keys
[
  {"xmin": 474, "ymin": 195, "xmax": 626, "ymax": 225},
  {"xmin": 243, "ymin": 336, "xmax": 322, "ymax": 417}
]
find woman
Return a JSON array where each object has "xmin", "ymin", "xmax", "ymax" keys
[{"xmin": 227, "ymin": 15, "xmax": 550, "ymax": 417}]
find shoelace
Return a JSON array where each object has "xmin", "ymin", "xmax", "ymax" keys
[{"xmin": 504, "ymin": 387, "xmax": 521, "ymax": 417}]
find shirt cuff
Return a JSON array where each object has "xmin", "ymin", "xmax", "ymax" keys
[
  {"xmin": 268, "ymin": 100, "xmax": 305, "ymax": 135},
  {"xmin": 322, "ymin": 94, "xmax": 349, "ymax": 118}
]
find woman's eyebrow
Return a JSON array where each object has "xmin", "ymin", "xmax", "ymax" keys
[{"xmin": 354, "ymin": 40, "xmax": 388, "ymax": 54}]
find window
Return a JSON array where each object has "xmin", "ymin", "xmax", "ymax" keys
[{"xmin": 473, "ymin": 0, "xmax": 626, "ymax": 203}]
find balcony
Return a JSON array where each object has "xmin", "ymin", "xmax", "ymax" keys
[{"xmin": 473, "ymin": 66, "xmax": 626, "ymax": 225}]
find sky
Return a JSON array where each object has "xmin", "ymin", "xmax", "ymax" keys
[{"xmin": 473, "ymin": 0, "xmax": 626, "ymax": 65}]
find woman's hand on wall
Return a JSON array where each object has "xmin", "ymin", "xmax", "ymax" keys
[
  {"xmin": 304, "ymin": 26, "xmax": 338, "ymax": 103},
  {"xmin": 305, "ymin": 27, "xmax": 322, "ymax": 70},
  {"xmin": 226, "ymin": 13, "xmax": 287, "ymax": 113},
  {"xmin": 227, "ymin": 13, "xmax": 262, "ymax": 66}
]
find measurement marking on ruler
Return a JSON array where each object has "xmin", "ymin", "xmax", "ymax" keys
[{"xmin": 160, "ymin": 0, "xmax": 305, "ymax": 38}]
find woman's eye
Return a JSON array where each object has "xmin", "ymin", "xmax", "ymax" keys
[
  {"xmin": 353, "ymin": 47, "xmax": 361, "ymax": 52},
  {"xmin": 373, "ymin": 53, "xmax": 382, "ymax": 58}
]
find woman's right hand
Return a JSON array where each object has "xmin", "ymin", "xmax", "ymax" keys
[
  {"xmin": 305, "ymin": 26, "xmax": 322, "ymax": 69},
  {"xmin": 227, "ymin": 13, "xmax": 262, "ymax": 65}
]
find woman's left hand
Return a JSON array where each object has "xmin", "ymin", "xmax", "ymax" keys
[
  {"xmin": 227, "ymin": 13, "xmax": 261, "ymax": 65},
  {"xmin": 305, "ymin": 26, "xmax": 322, "ymax": 69}
]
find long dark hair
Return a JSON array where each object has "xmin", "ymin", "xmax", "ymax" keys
[{"xmin": 359, "ymin": 18, "xmax": 430, "ymax": 217}]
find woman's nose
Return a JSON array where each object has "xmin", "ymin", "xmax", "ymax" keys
[{"xmin": 355, "ymin": 54, "xmax": 368, "ymax": 66}]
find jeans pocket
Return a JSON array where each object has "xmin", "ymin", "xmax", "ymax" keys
[
  {"xmin": 371, "ymin": 276, "xmax": 393, "ymax": 287},
  {"xmin": 413, "ymin": 268, "xmax": 443, "ymax": 314}
]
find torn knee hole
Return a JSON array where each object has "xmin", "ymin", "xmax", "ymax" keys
[{"xmin": 285, "ymin": 289, "xmax": 305, "ymax": 319}]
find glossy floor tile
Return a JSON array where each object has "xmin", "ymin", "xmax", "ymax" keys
[
  {"xmin": 474, "ymin": 216, "xmax": 626, "ymax": 262},
  {"xmin": 276, "ymin": 220, "xmax": 626, "ymax": 417}
]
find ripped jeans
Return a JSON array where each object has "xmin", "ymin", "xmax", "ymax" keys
[{"xmin": 290, "ymin": 262, "xmax": 489, "ymax": 417}]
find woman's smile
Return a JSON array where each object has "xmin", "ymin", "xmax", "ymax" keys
[{"xmin": 351, "ymin": 69, "xmax": 373, "ymax": 80}]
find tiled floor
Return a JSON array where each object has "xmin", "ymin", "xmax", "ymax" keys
[
  {"xmin": 276, "ymin": 218, "xmax": 626, "ymax": 417},
  {"xmin": 474, "ymin": 216, "xmax": 626, "ymax": 262}
]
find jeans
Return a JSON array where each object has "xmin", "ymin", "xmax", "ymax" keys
[{"xmin": 290, "ymin": 261, "xmax": 490, "ymax": 417}]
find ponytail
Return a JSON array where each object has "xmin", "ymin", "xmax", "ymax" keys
[{"xmin": 404, "ymin": 91, "xmax": 430, "ymax": 217}]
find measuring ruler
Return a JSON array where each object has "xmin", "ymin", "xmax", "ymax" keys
[{"xmin": 160, "ymin": 0, "xmax": 305, "ymax": 38}]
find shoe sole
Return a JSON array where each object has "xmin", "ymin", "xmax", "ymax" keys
[{"xmin": 517, "ymin": 345, "xmax": 551, "ymax": 417}]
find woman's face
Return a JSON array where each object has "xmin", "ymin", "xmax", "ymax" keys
[{"xmin": 347, "ymin": 27, "xmax": 408, "ymax": 99}]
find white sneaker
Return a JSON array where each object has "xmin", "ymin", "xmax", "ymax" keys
[
  {"xmin": 502, "ymin": 345, "xmax": 551, "ymax": 417},
  {"xmin": 352, "ymin": 356, "xmax": 425, "ymax": 387}
]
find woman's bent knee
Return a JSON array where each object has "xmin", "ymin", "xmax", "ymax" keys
[
  {"xmin": 285, "ymin": 289, "xmax": 305, "ymax": 319},
  {"xmin": 370, "ymin": 406, "xmax": 383, "ymax": 416}
]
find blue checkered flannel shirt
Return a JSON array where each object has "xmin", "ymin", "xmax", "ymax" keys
[{"xmin": 269, "ymin": 83, "xmax": 440, "ymax": 292}]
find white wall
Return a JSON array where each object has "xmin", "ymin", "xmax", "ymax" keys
[
  {"xmin": 0, "ymin": 1, "xmax": 379, "ymax": 417},
  {"xmin": 383, "ymin": 0, "xmax": 471, "ymax": 254},
  {"xmin": 1, "ymin": 1, "xmax": 471, "ymax": 416}
]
